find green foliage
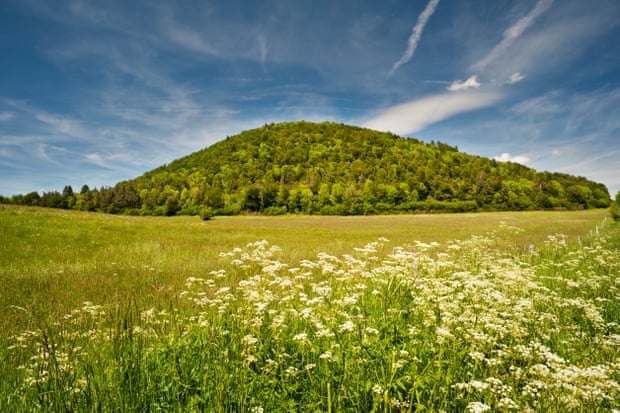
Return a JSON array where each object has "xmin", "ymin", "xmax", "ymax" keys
[
  {"xmin": 3, "ymin": 121, "xmax": 611, "ymax": 216},
  {"xmin": 199, "ymin": 206, "xmax": 214, "ymax": 221},
  {"xmin": 611, "ymin": 191, "xmax": 620, "ymax": 221}
]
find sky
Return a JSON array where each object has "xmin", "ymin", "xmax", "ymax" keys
[{"xmin": 1, "ymin": 0, "xmax": 619, "ymax": 197}]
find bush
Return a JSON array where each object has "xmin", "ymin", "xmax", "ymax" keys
[
  {"xmin": 214, "ymin": 205, "xmax": 240, "ymax": 216},
  {"xmin": 199, "ymin": 207, "xmax": 214, "ymax": 221},
  {"xmin": 263, "ymin": 206, "xmax": 288, "ymax": 216}
]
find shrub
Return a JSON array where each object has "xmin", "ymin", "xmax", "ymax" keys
[
  {"xmin": 262, "ymin": 206, "xmax": 287, "ymax": 216},
  {"xmin": 199, "ymin": 207, "xmax": 214, "ymax": 221}
]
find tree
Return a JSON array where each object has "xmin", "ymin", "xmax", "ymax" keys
[
  {"xmin": 23, "ymin": 191, "xmax": 41, "ymax": 206},
  {"xmin": 243, "ymin": 187, "xmax": 262, "ymax": 212},
  {"xmin": 63, "ymin": 185, "xmax": 74, "ymax": 198},
  {"xmin": 164, "ymin": 195, "xmax": 180, "ymax": 216},
  {"xmin": 611, "ymin": 191, "xmax": 620, "ymax": 221},
  {"xmin": 62, "ymin": 185, "xmax": 75, "ymax": 208}
]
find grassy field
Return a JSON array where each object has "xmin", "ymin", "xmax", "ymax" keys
[
  {"xmin": 0, "ymin": 206, "xmax": 608, "ymax": 333},
  {"xmin": 1, "ymin": 205, "xmax": 618, "ymax": 411}
]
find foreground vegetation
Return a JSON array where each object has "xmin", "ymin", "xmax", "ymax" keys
[
  {"xmin": 2, "ymin": 122, "xmax": 611, "ymax": 216},
  {"xmin": 1, "ymin": 207, "xmax": 618, "ymax": 411}
]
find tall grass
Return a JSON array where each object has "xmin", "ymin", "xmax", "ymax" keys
[{"xmin": 1, "ymin": 206, "xmax": 618, "ymax": 411}]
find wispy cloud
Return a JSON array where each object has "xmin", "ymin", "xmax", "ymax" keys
[
  {"xmin": 84, "ymin": 151, "xmax": 139, "ymax": 169},
  {"xmin": 34, "ymin": 112, "xmax": 89, "ymax": 139},
  {"xmin": 506, "ymin": 72, "xmax": 526, "ymax": 84},
  {"xmin": 472, "ymin": 0, "xmax": 554, "ymax": 71},
  {"xmin": 257, "ymin": 34, "xmax": 267, "ymax": 65},
  {"xmin": 389, "ymin": 0, "xmax": 440, "ymax": 76},
  {"xmin": 165, "ymin": 25, "xmax": 219, "ymax": 56},
  {"xmin": 35, "ymin": 143, "xmax": 71, "ymax": 165},
  {"xmin": 0, "ymin": 112, "xmax": 14, "ymax": 122},
  {"xmin": 363, "ymin": 90, "xmax": 502, "ymax": 135},
  {"xmin": 448, "ymin": 75, "xmax": 480, "ymax": 91},
  {"xmin": 511, "ymin": 91, "xmax": 563, "ymax": 115}
]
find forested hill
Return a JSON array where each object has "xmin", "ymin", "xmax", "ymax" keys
[{"xmin": 6, "ymin": 121, "xmax": 611, "ymax": 216}]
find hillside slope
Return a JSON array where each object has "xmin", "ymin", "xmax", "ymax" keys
[{"xmin": 8, "ymin": 121, "xmax": 611, "ymax": 215}]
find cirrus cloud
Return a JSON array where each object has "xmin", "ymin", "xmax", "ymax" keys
[
  {"xmin": 472, "ymin": 0, "xmax": 555, "ymax": 72},
  {"xmin": 389, "ymin": 0, "xmax": 440, "ymax": 76},
  {"xmin": 0, "ymin": 112, "xmax": 14, "ymax": 122},
  {"xmin": 363, "ymin": 90, "xmax": 502, "ymax": 135}
]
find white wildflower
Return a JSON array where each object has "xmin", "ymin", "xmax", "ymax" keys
[
  {"xmin": 466, "ymin": 401, "xmax": 491, "ymax": 413},
  {"xmin": 293, "ymin": 332, "xmax": 309, "ymax": 344},
  {"xmin": 339, "ymin": 320, "xmax": 356, "ymax": 332},
  {"xmin": 242, "ymin": 335, "xmax": 258, "ymax": 346},
  {"xmin": 372, "ymin": 384, "xmax": 384, "ymax": 396},
  {"xmin": 285, "ymin": 366, "xmax": 299, "ymax": 376}
]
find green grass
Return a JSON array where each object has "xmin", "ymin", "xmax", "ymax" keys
[
  {"xmin": 1, "ymin": 205, "xmax": 618, "ymax": 412},
  {"xmin": 0, "ymin": 206, "xmax": 608, "ymax": 333}
]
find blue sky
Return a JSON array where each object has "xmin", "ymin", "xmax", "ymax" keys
[{"xmin": 1, "ymin": 0, "xmax": 619, "ymax": 197}]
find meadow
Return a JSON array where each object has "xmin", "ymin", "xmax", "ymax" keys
[{"xmin": 1, "ymin": 205, "xmax": 618, "ymax": 411}]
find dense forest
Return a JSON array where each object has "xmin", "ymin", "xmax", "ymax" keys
[{"xmin": 2, "ymin": 121, "xmax": 611, "ymax": 217}]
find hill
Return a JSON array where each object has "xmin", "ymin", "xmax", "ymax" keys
[{"xmin": 5, "ymin": 121, "xmax": 611, "ymax": 215}]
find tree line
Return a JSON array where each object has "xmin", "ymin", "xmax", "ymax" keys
[{"xmin": 2, "ymin": 122, "xmax": 611, "ymax": 217}]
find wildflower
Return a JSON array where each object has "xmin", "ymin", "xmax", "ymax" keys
[
  {"xmin": 342, "ymin": 295, "xmax": 358, "ymax": 305},
  {"xmin": 498, "ymin": 397, "xmax": 519, "ymax": 410},
  {"xmin": 315, "ymin": 328, "xmax": 335, "ymax": 338},
  {"xmin": 470, "ymin": 380, "xmax": 489, "ymax": 392},
  {"xmin": 466, "ymin": 401, "xmax": 491, "ymax": 413},
  {"xmin": 293, "ymin": 333, "xmax": 308, "ymax": 344},
  {"xmin": 372, "ymin": 384, "xmax": 384, "ymax": 396},
  {"xmin": 339, "ymin": 320, "xmax": 355, "ymax": 332},
  {"xmin": 244, "ymin": 355, "xmax": 257, "ymax": 365},
  {"xmin": 436, "ymin": 326, "xmax": 453, "ymax": 342},
  {"xmin": 392, "ymin": 359, "xmax": 407, "ymax": 370},
  {"xmin": 242, "ymin": 335, "xmax": 258, "ymax": 346},
  {"xmin": 468, "ymin": 351, "xmax": 486, "ymax": 362},
  {"xmin": 285, "ymin": 366, "xmax": 299, "ymax": 376}
]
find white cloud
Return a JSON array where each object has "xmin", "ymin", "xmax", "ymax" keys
[
  {"xmin": 257, "ymin": 34, "xmax": 267, "ymax": 65},
  {"xmin": 36, "ymin": 143, "xmax": 69, "ymax": 164},
  {"xmin": 494, "ymin": 152, "xmax": 531, "ymax": 164},
  {"xmin": 473, "ymin": 0, "xmax": 554, "ymax": 71},
  {"xmin": 166, "ymin": 25, "xmax": 219, "ymax": 56},
  {"xmin": 363, "ymin": 90, "xmax": 502, "ymax": 135},
  {"xmin": 389, "ymin": 0, "xmax": 440, "ymax": 76},
  {"xmin": 511, "ymin": 91, "xmax": 563, "ymax": 115},
  {"xmin": 448, "ymin": 75, "xmax": 481, "ymax": 91},
  {"xmin": 6, "ymin": 101, "xmax": 93, "ymax": 141},
  {"xmin": 0, "ymin": 112, "xmax": 14, "ymax": 122},
  {"xmin": 506, "ymin": 72, "xmax": 526, "ymax": 84},
  {"xmin": 34, "ymin": 112, "xmax": 89, "ymax": 139},
  {"xmin": 84, "ymin": 151, "xmax": 138, "ymax": 169},
  {"xmin": 85, "ymin": 152, "xmax": 108, "ymax": 168}
]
